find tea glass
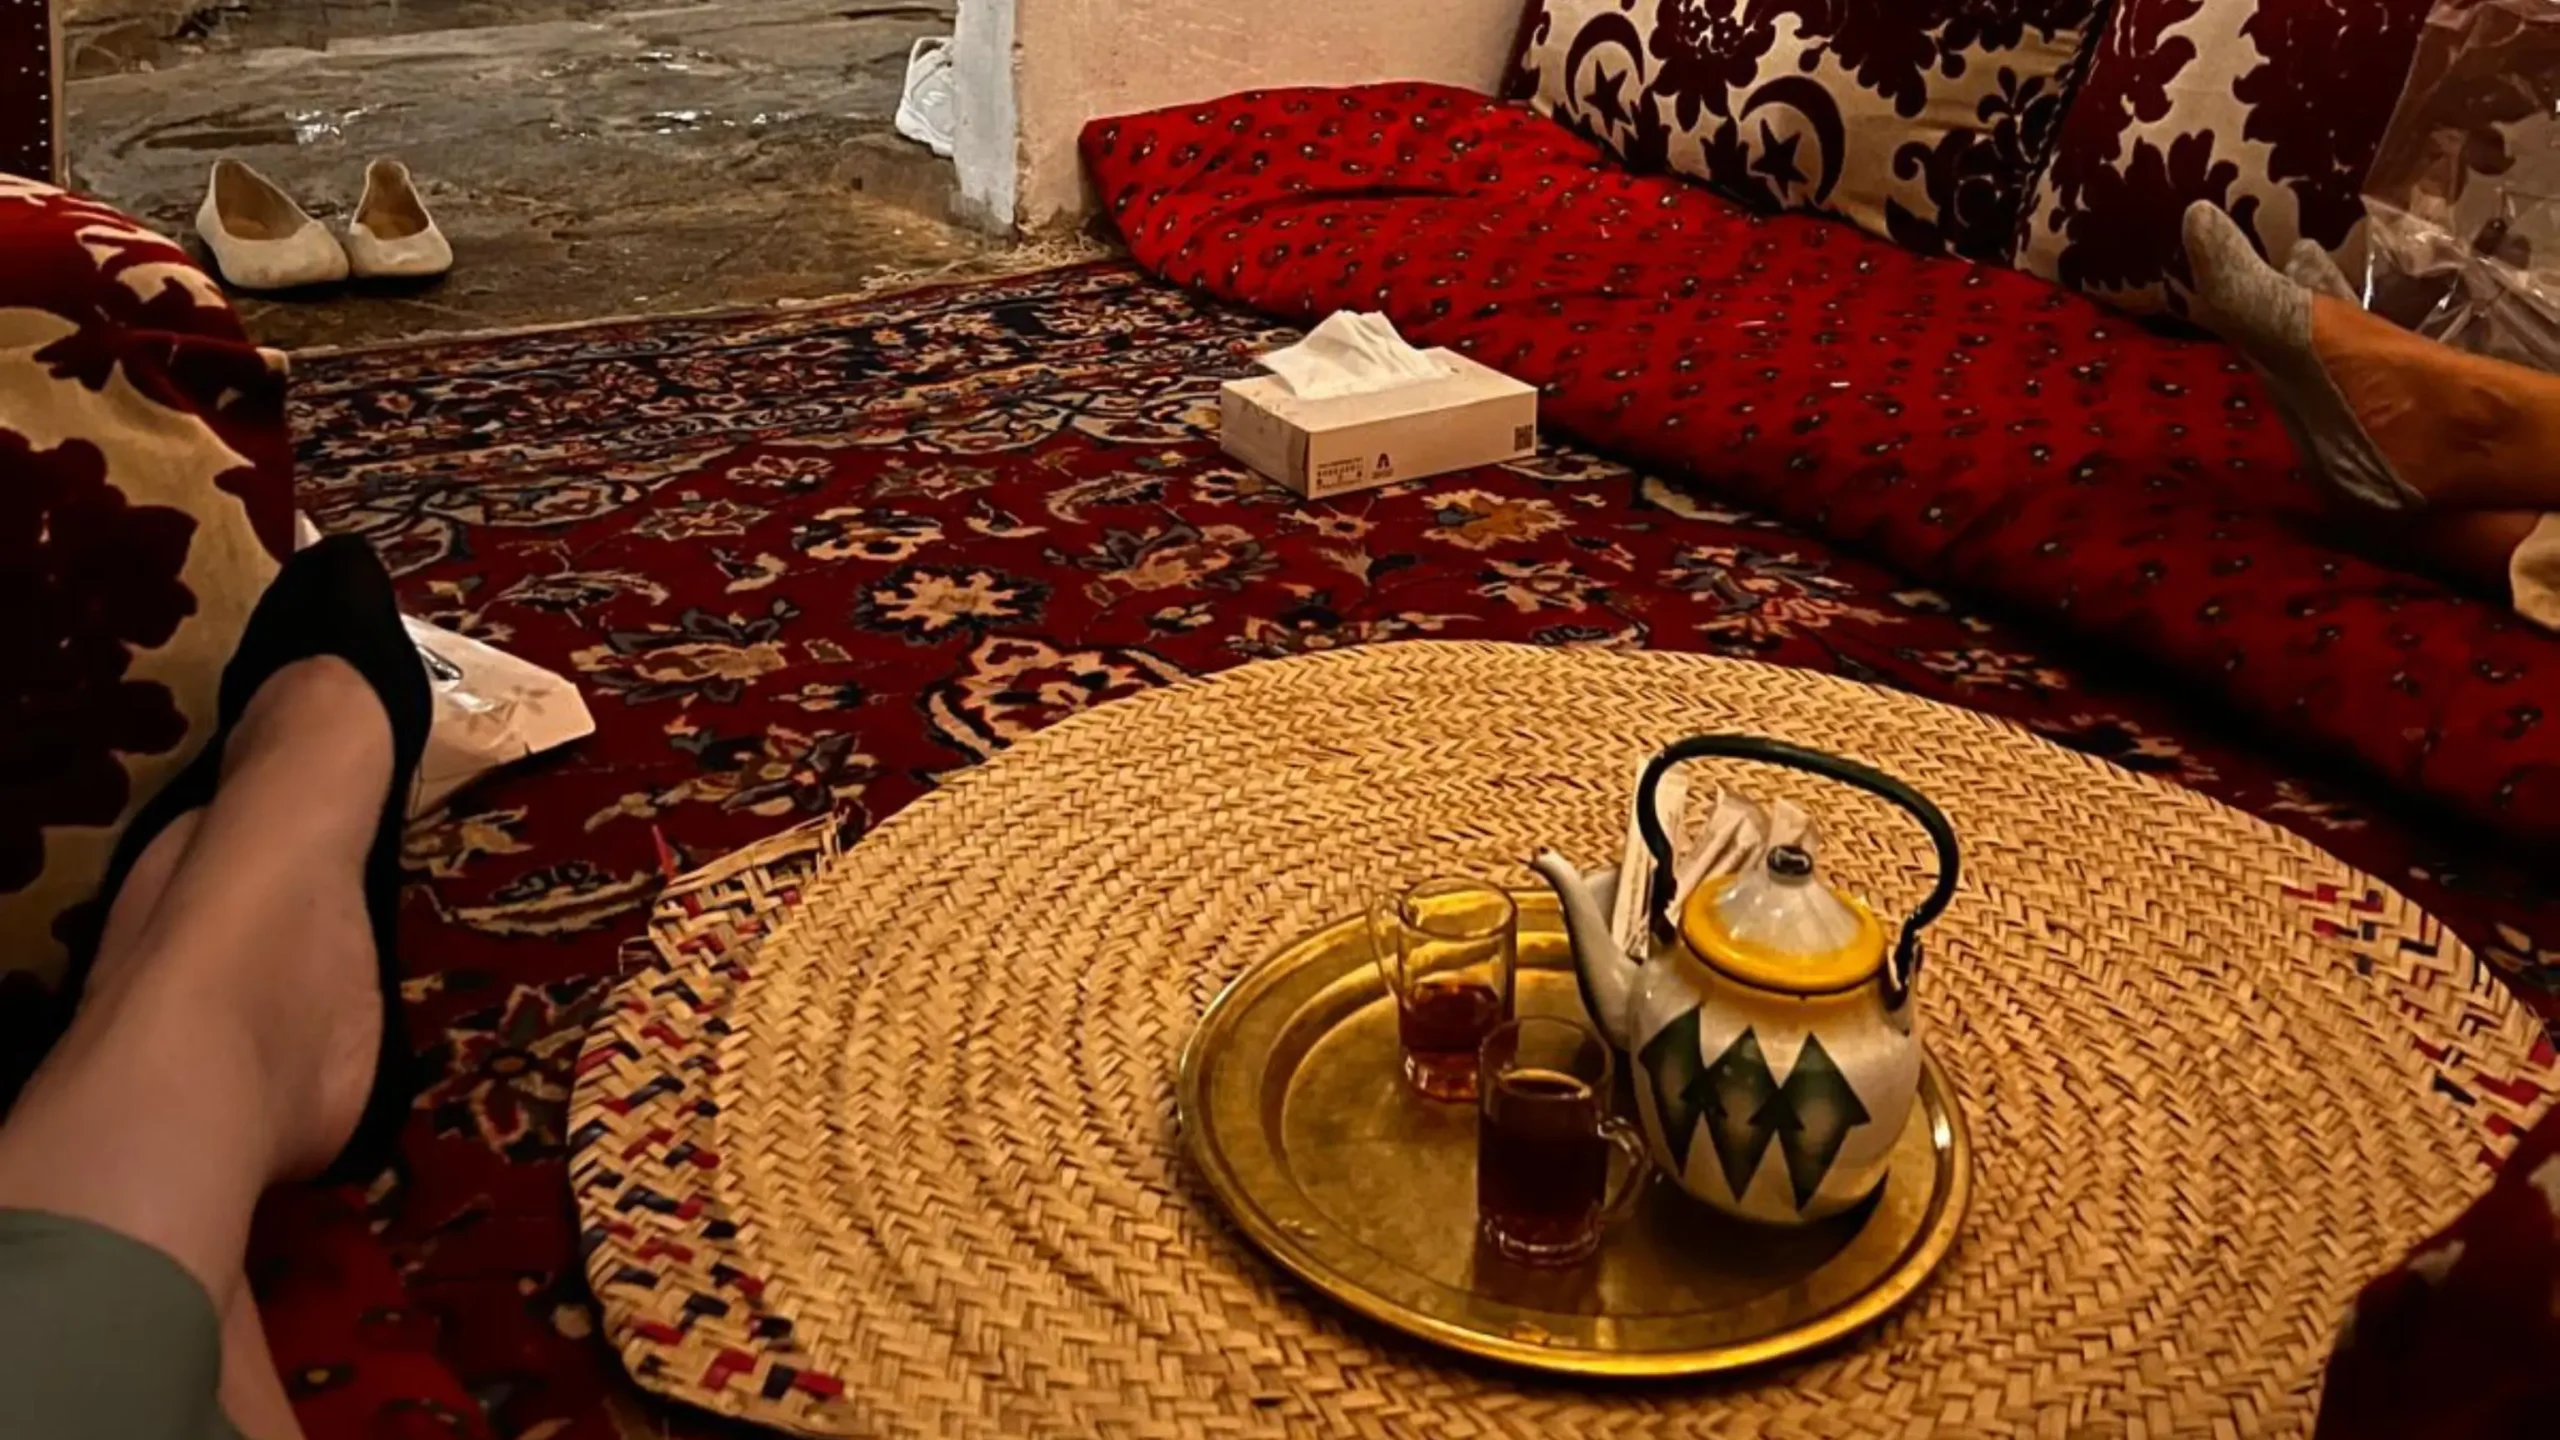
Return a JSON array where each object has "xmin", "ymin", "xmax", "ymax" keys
[
  {"xmin": 1370, "ymin": 879, "xmax": 1517, "ymax": 1101},
  {"xmin": 1475, "ymin": 1015, "xmax": 1648, "ymax": 1266}
]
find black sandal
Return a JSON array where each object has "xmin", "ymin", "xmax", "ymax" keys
[{"xmin": 59, "ymin": 535, "xmax": 431, "ymax": 1183}]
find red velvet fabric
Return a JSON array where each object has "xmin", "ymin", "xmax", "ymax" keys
[{"xmin": 1081, "ymin": 83, "xmax": 2560, "ymax": 844}]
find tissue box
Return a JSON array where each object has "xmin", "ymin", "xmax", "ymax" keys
[{"xmin": 1218, "ymin": 350, "xmax": 1538, "ymax": 499}]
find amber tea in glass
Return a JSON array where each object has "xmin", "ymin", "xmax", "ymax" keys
[
  {"xmin": 1476, "ymin": 1016, "xmax": 1648, "ymax": 1266},
  {"xmin": 1370, "ymin": 879, "xmax": 1516, "ymax": 1101}
]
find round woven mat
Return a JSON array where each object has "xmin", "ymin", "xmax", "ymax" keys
[{"xmin": 572, "ymin": 643, "xmax": 2547, "ymax": 1439}]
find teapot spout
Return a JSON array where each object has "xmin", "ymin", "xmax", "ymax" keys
[{"xmin": 1531, "ymin": 850, "xmax": 1640, "ymax": 1050}]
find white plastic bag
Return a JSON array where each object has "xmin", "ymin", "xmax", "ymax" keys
[
  {"xmin": 295, "ymin": 515, "xmax": 594, "ymax": 815},
  {"xmin": 1605, "ymin": 767, "xmax": 1812, "ymax": 959},
  {"xmin": 403, "ymin": 614, "xmax": 595, "ymax": 816}
]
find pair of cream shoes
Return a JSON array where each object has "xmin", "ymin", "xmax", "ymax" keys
[{"xmin": 197, "ymin": 158, "xmax": 452, "ymax": 291}]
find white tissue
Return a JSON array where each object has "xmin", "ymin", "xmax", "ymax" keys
[
  {"xmin": 1257, "ymin": 311, "xmax": 1449, "ymax": 399},
  {"xmin": 1612, "ymin": 783, "xmax": 1820, "ymax": 955}
]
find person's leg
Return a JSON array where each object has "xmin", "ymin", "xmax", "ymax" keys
[
  {"xmin": 87, "ymin": 811, "xmax": 204, "ymax": 983},
  {"xmin": 0, "ymin": 659, "xmax": 398, "ymax": 1440},
  {"xmin": 2311, "ymin": 307, "xmax": 2560, "ymax": 512},
  {"xmin": 2188, "ymin": 201, "xmax": 2560, "ymax": 514},
  {"xmin": 0, "ymin": 659, "xmax": 389, "ymax": 1307},
  {"xmin": 218, "ymin": 1285, "xmax": 303, "ymax": 1440}
]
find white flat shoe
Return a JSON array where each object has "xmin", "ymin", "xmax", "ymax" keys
[
  {"xmin": 343, "ymin": 159, "xmax": 452, "ymax": 281},
  {"xmin": 196, "ymin": 159, "xmax": 349, "ymax": 291}
]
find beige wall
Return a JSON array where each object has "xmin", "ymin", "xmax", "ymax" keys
[{"xmin": 954, "ymin": 0, "xmax": 1519, "ymax": 233}]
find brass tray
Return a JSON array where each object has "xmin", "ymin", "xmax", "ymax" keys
[{"xmin": 1177, "ymin": 891, "xmax": 1970, "ymax": 1378}]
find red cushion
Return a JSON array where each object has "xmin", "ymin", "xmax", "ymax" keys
[
  {"xmin": 2317, "ymin": 1091, "xmax": 2560, "ymax": 1437},
  {"xmin": 1081, "ymin": 83, "xmax": 2560, "ymax": 843},
  {"xmin": 0, "ymin": 174, "xmax": 295, "ymax": 514}
]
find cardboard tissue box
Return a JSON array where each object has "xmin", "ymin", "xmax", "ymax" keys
[{"xmin": 1219, "ymin": 312, "xmax": 1538, "ymax": 499}]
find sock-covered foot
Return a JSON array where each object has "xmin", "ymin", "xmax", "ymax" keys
[
  {"xmin": 2183, "ymin": 201, "xmax": 2424, "ymax": 511},
  {"xmin": 2287, "ymin": 239, "xmax": 2358, "ymax": 302},
  {"xmin": 2191, "ymin": 201, "xmax": 2560, "ymax": 515}
]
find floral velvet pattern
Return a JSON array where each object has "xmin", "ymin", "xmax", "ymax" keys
[
  {"xmin": 0, "ymin": 177, "xmax": 291, "ymax": 990},
  {"xmin": 1083, "ymin": 83, "xmax": 2560, "ymax": 845},
  {"xmin": 1506, "ymin": 0, "xmax": 2102, "ymax": 263},
  {"xmin": 2317, "ymin": 1095, "xmax": 2560, "ymax": 1437},
  {"xmin": 2013, "ymin": 0, "xmax": 2438, "ymax": 312}
]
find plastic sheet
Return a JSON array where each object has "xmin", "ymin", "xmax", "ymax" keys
[{"xmin": 2360, "ymin": 0, "xmax": 2560, "ymax": 370}]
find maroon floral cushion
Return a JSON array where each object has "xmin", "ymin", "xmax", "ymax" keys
[
  {"xmin": 2013, "ymin": 0, "xmax": 2436, "ymax": 313},
  {"xmin": 0, "ymin": 175, "xmax": 291, "ymax": 989},
  {"xmin": 1083, "ymin": 82, "xmax": 2560, "ymax": 846},
  {"xmin": 1505, "ymin": 0, "xmax": 2105, "ymax": 264},
  {"xmin": 2317, "ymin": 1095, "xmax": 2560, "ymax": 1436}
]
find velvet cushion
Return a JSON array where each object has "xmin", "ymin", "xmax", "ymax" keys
[
  {"xmin": 1083, "ymin": 82, "xmax": 2560, "ymax": 846},
  {"xmin": 2012, "ymin": 0, "xmax": 2437, "ymax": 313},
  {"xmin": 1505, "ymin": 0, "xmax": 2105, "ymax": 264},
  {"xmin": 0, "ymin": 176, "xmax": 291, "ymax": 990},
  {"xmin": 2316, "ymin": 1096, "xmax": 2560, "ymax": 1436}
]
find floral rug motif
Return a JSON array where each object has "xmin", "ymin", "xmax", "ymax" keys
[{"xmin": 287, "ymin": 263, "xmax": 2560, "ymax": 1440}]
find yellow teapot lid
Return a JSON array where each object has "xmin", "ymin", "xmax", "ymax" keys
[{"xmin": 1678, "ymin": 844, "xmax": 1885, "ymax": 995}]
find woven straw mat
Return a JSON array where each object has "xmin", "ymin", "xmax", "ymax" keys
[{"xmin": 572, "ymin": 643, "xmax": 2550, "ymax": 1439}]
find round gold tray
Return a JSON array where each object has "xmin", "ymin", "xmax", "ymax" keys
[{"xmin": 1178, "ymin": 891, "xmax": 1969, "ymax": 1377}]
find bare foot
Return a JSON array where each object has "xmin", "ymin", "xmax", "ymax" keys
[
  {"xmin": 85, "ymin": 808, "xmax": 206, "ymax": 997},
  {"xmin": 2311, "ymin": 300, "xmax": 2560, "ymax": 513},
  {"xmin": 207, "ymin": 657, "xmax": 395, "ymax": 1176},
  {"xmin": 0, "ymin": 608, "xmax": 418, "ymax": 1399},
  {"xmin": 110, "ymin": 655, "xmax": 394, "ymax": 1179}
]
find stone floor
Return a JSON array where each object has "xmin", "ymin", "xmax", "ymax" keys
[{"xmin": 63, "ymin": 0, "xmax": 1010, "ymax": 350}]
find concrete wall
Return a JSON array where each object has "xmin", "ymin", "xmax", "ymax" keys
[
  {"xmin": 952, "ymin": 0, "xmax": 1518, "ymax": 234},
  {"xmin": 949, "ymin": 0, "xmax": 1019, "ymax": 231}
]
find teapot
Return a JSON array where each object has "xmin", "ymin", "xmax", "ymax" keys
[{"xmin": 1531, "ymin": 735, "xmax": 1959, "ymax": 1226}]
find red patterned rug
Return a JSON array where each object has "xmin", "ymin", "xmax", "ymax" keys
[{"xmin": 284, "ymin": 263, "xmax": 2560, "ymax": 1439}]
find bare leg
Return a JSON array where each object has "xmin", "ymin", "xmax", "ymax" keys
[
  {"xmin": 0, "ymin": 658, "xmax": 393, "ymax": 1427},
  {"xmin": 2312, "ymin": 302, "xmax": 2560, "ymax": 513},
  {"xmin": 2188, "ymin": 201, "xmax": 2560, "ymax": 514},
  {"xmin": 219, "ymin": 1286, "xmax": 305, "ymax": 1440},
  {"xmin": 87, "ymin": 810, "xmax": 205, "ymax": 983}
]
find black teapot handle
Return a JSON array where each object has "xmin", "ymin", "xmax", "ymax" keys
[{"xmin": 1635, "ymin": 735, "xmax": 1960, "ymax": 1006}]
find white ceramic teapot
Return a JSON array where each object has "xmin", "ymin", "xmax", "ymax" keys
[{"xmin": 1531, "ymin": 736, "xmax": 1960, "ymax": 1226}]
